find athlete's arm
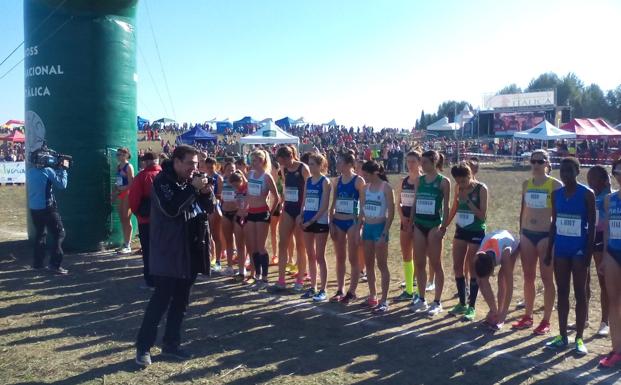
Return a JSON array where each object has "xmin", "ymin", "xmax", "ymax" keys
[
  {"xmin": 469, "ymin": 183, "xmax": 488, "ymax": 221},
  {"xmin": 478, "ymin": 276, "xmax": 497, "ymax": 322},
  {"xmin": 544, "ymin": 193, "xmax": 557, "ymax": 266},
  {"xmin": 518, "ymin": 180, "xmax": 528, "ymax": 233},
  {"xmin": 439, "ymin": 177, "xmax": 451, "ymax": 232},
  {"xmin": 585, "ymin": 188, "xmax": 596, "ymax": 263},
  {"xmin": 383, "ymin": 183, "xmax": 395, "ymax": 241},
  {"xmin": 216, "ymin": 175, "xmax": 224, "ymax": 200},
  {"xmin": 266, "ymin": 173, "xmax": 280, "ymax": 213},
  {"xmin": 395, "ymin": 179, "xmax": 405, "ymax": 223},
  {"xmin": 497, "ymin": 247, "xmax": 517, "ymax": 323}
]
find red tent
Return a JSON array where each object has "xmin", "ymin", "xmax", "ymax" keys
[
  {"xmin": 1, "ymin": 130, "xmax": 25, "ymax": 143},
  {"xmin": 561, "ymin": 118, "xmax": 621, "ymax": 138}
]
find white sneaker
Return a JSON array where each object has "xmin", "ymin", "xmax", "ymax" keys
[
  {"xmin": 425, "ymin": 282, "xmax": 435, "ymax": 292},
  {"xmin": 118, "ymin": 246, "xmax": 132, "ymax": 255},
  {"xmin": 427, "ymin": 301, "xmax": 443, "ymax": 316},
  {"xmin": 410, "ymin": 297, "xmax": 429, "ymax": 313},
  {"xmin": 597, "ymin": 322, "xmax": 610, "ymax": 337},
  {"xmin": 222, "ymin": 267, "xmax": 235, "ymax": 276}
]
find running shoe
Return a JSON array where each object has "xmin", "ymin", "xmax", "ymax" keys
[
  {"xmin": 425, "ymin": 281, "xmax": 435, "ymax": 292},
  {"xmin": 410, "ymin": 296, "xmax": 428, "ymax": 313},
  {"xmin": 313, "ymin": 290, "xmax": 327, "ymax": 302},
  {"xmin": 394, "ymin": 291, "xmax": 414, "ymax": 302},
  {"xmin": 511, "ymin": 315, "xmax": 534, "ymax": 330},
  {"xmin": 599, "ymin": 351, "xmax": 621, "ymax": 368},
  {"xmin": 47, "ymin": 266, "xmax": 69, "ymax": 275},
  {"xmin": 575, "ymin": 338, "xmax": 588, "ymax": 356},
  {"xmin": 544, "ymin": 335, "xmax": 568, "ymax": 350},
  {"xmin": 597, "ymin": 322, "xmax": 610, "ymax": 337},
  {"xmin": 515, "ymin": 299, "xmax": 525, "ymax": 309},
  {"xmin": 292, "ymin": 282, "xmax": 305, "ymax": 293},
  {"xmin": 427, "ymin": 301, "xmax": 443, "ymax": 316},
  {"xmin": 372, "ymin": 302, "xmax": 389, "ymax": 314},
  {"xmin": 329, "ymin": 291, "xmax": 344, "ymax": 302},
  {"xmin": 360, "ymin": 271, "xmax": 368, "ymax": 283},
  {"xmin": 211, "ymin": 263, "xmax": 222, "ymax": 273},
  {"xmin": 533, "ymin": 320, "xmax": 551, "ymax": 335},
  {"xmin": 448, "ymin": 303, "xmax": 468, "ymax": 316},
  {"xmin": 222, "ymin": 267, "xmax": 235, "ymax": 277},
  {"xmin": 463, "ymin": 306, "xmax": 476, "ymax": 322},
  {"xmin": 301, "ymin": 288, "xmax": 316, "ymax": 299},
  {"xmin": 135, "ymin": 349, "xmax": 152, "ymax": 367},
  {"xmin": 117, "ymin": 246, "xmax": 132, "ymax": 255},
  {"xmin": 400, "ymin": 281, "xmax": 406, "ymax": 288},
  {"xmin": 340, "ymin": 291, "xmax": 357, "ymax": 305},
  {"xmin": 366, "ymin": 297, "xmax": 379, "ymax": 308},
  {"xmin": 270, "ymin": 256, "xmax": 279, "ymax": 266}
]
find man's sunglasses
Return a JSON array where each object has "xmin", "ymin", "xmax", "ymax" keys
[{"xmin": 530, "ymin": 159, "xmax": 546, "ymax": 165}]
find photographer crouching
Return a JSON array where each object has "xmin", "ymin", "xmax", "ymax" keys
[
  {"xmin": 135, "ymin": 145, "xmax": 214, "ymax": 367},
  {"xmin": 27, "ymin": 146, "xmax": 71, "ymax": 275}
]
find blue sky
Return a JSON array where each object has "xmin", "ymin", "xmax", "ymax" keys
[{"xmin": 1, "ymin": 0, "xmax": 620, "ymax": 127}]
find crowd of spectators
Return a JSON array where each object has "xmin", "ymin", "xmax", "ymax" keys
[{"xmin": 0, "ymin": 141, "xmax": 25, "ymax": 162}]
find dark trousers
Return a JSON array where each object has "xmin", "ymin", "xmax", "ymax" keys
[
  {"xmin": 138, "ymin": 223, "xmax": 154, "ymax": 286},
  {"xmin": 136, "ymin": 275, "xmax": 196, "ymax": 352},
  {"xmin": 30, "ymin": 207, "xmax": 65, "ymax": 269}
]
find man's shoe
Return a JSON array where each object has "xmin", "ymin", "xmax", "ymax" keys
[
  {"xmin": 161, "ymin": 346, "xmax": 193, "ymax": 361},
  {"xmin": 47, "ymin": 265, "xmax": 68, "ymax": 275}
]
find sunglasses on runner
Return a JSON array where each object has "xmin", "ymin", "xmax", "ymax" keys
[{"xmin": 530, "ymin": 159, "xmax": 545, "ymax": 165}]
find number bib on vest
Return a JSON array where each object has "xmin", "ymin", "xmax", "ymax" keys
[
  {"xmin": 305, "ymin": 196, "xmax": 319, "ymax": 212},
  {"xmin": 336, "ymin": 199, "xmax": 355, "ymax": 214},
  {"xmin": 456, "ymin": 211, "xmax": 475, "ymax": 228},
  {"xmin": 610, "ymin": 219, "xmax": 621, "ymax": 239},
  {"xmin": 248, "ymin": 181, "xmax": 262, "ymax": 197},
  {"xmin": 401, "ymin": 192, "xmax": 415, "ymax": 207},
  {"xmin": 222, "ymin": 190, "xmax": 235, "ymax": 202},
  {"xmin": 556, "ymin": 215, "xmax": 581, "ymax": 237},
  {"xmin": 364, "ymin": 201, "xmax": 382, "ymax": 218},
  {"xmin": 525, "ymin": 192, "xmax": 547, "ymax": 209},
  {"xmin": 416, "ymin": 198, "xmax": 435, "ymax": 215},
  {"xmin": 285, "ymin": 188, "xmax": 299, "ymax": 203}
]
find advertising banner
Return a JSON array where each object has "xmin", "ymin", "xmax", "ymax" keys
[
  {"xmin": 0, "ymin": 162, "xmax": 26, "ymax": 183},
  {"xmin": 484, "ymin": 91, "xmax": 555, "ymax": 110},
  {"xmin": 494, "ymin": 112, "xmax": 545, "ymax": 136}
]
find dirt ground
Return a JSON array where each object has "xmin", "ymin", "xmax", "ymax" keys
[{"xmin": 1, "ymin": 165, "xmax": 620, "ymax": 385}]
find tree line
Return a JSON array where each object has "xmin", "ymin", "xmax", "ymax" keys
[{"xmin": 415, "ymin": 72, "xmax": 621, "ymax": 130}]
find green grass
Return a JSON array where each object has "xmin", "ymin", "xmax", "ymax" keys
[{"xmin": 0, "ymin": 163, "xmax": 616, "ymax": 385}]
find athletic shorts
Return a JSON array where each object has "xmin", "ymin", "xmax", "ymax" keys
[
  {"xmin": 303, "ymin": 222, "xmax": 329, "ymax": 234},
  {"xmin": 247, "ymin": 211, "xmax": 271, "ymax": 223},
  {"xmin": 454, "ymin": 228, "xmax": 485, "ymax": 245},
  {"xmin": 362, "ymin": 222, "xmax": 388, "ymax": 242}
]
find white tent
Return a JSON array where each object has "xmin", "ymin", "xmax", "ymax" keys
[
  {"xmin": 615, "ymin": 123, "xmax": 621, "ymax": 131},
  {"xmin": 427, "ymin": 117, "xmax": 459, "ymax": 131},
  {"xmin": 239, "ymin": 120, "xmax": 300, "ymax": 145},
  {"xmin": 513, "ymin": 120, "xmax": 576, "ymax": 140}
]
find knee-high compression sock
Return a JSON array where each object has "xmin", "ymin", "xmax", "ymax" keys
[
  {"xmin": 468, "ymin": 278, "xmax": 479, "ymax": 308},
  {"xmin": 404, "ymin": 261, "xmax": 415, "ymax": 295},
  {"xmin": 252, "ymin": 253, "xmax": 261, "ymax": 278},
  {"xmin": 456, "ymin": 276, "xmax": 466, "ymax": 306},
  {"xmin": 261, "ymin": 253, "xmax": 269, "ymax": 280}
]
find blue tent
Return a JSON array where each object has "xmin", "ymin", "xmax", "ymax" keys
[
  {"xmin": 233, "ymin": 116, "xmax": 259, "ymax": 132},
  {"xmin": 137, "ymin": 116, "xmax": 150, "ymax": 131},
  {"xmin": 275, "ymin": 116, "xmax": 296, "ymax": 129},
  {"xmin": 216, "ymin": 120, "xmax": 233, "ymax": 134},
  {"xmin": 176, "ymin": 125, "xmax": 217, "ymax": 144}
]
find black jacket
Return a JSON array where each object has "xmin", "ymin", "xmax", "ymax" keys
[{"xmin": 149, "ymin": 160, "xmax": 214, "ymax": 279}]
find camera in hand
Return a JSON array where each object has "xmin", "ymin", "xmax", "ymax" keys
[
  {"xmin": 193, "ymin": 172, "xmax": 213, "ymax": 184},
  {"xmin": 30, "ymin": 144, "xmax": 73, "ymax": 169}
]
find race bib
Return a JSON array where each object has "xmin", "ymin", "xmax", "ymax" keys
[
  {"xmin": 248, "ymin": 181, "xmax": 262, "ymax": 197},
  {"xmin": 416, "ymin": 198, "xmax": 435, "ymax": 215},
  {"xmin": 525, "ymin": 191, "xmax": 547, "ymax": 209},
  {"xmin": 115, "ymin": 176, "xmax": 124, "ymax": 186},
  {"xmin": 610, "ymin": 219, "xmax": 621, "ymax": 239},
  {"xmin": 556, "ymin": 215, "xmax": 581, "ymax": 237},
  {"xmin": 285, "ymin": 188, "xmax": 299, "ymax": 202},
  {"xmin": 364, "ymin": 201, "xmax": 382, "ymax": 218},
  {"xmin": 401, "ymin": 192, "xmax": 415, "ymax": 207},
  {"xmin": 456, "ymin": 211, "xmax": 475, "ymax": 228},
  {"xmin": 305, "ymin": 196, "xmax": 319, "ymax": 212},
  {"xmin": 336, "ymin": 199, "xmax": 355, "ymax": 214},
  {"xmin": 222, "ymin": 189, "xmax": 235, "ymax": 202}
]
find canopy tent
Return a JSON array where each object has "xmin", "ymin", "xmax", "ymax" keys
[
  {"xmin": 275, "ymin": 116, "xmax": 296, "ymax": 129},
  {"xmin": 216, "ymin": 120, "xmax": 233, "ymax": 133},
  {"xmin": 1, "ymin": 130, "xmax": 25, "ymax": 142},
  {"xmin": 153, "ymin": 117, "xmax": 176, "ymax": 126},
  {"xmin": 615, "ymin": 123, "xmax": 621, "ymax": 131},
  {"xmin": 513, "ymin": 120, "xmax": 576, "ymax": 140},
  {"xmin": 239, "ymin": 120, "xmax": 299, "ymax": 145},
  {"xmin": 323, "ymin": 119, "xmax": 337, "ymax": 127},
  {"xmin": 137, "ymin": 116, "xmax": 150, "ymax": 131},
  {"xmin": 561, "ymin": 118, "xmax": 621, "ymax": 138},
  {"xmin": 176, "ymin": 125, "xmax": 217, "ymax": 145},
  {"xmin": 427, "ymin": 117, "xmax": 460, "ymax": 131},
  {"xmin": 293, "ymin": 117, "xmax": 306, "ymax": 126},
  {"xmin": 455, "ymin": 106, "xmax": 474, "ymax": 127},
  {"xmin": 233, "ymin": 116, "xmax": 259, "ymax": 132},
  {"xmin": 3, "ymin": 119, "xmax": 24, "ymax": 129}
]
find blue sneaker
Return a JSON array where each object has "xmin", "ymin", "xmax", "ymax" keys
[
  {"xmin": 313, "ymin": 290, "xmax": 327, "ymax": 302},
  {"xmin": 301, "ymin": 288, "xmax": 316, "ymax": 299}
]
